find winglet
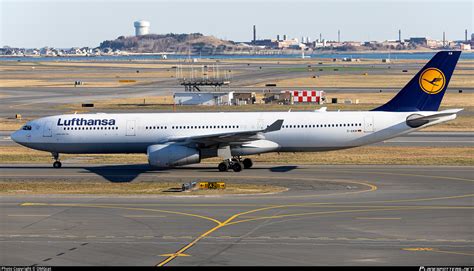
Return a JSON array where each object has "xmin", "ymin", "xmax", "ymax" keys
[{"xmin": 264, "ymin": 119, "xmax": 284, "ymax": 133}]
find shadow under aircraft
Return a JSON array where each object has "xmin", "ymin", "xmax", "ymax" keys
[
  {"xmin": 82, "ymin": 164, "xmax": 299, "ymax": 182},
  {"xmin": 82, "ymin": 164, "xmax": 165, "ymax": 183},
  {"xmin": 269, "ymin": 165, "xmax": 298, "ymax": 172}
]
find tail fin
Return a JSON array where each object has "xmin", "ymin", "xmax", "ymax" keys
[{"xmin": 373, "ymin": 51, "xmax": 461, "ymax": 112}]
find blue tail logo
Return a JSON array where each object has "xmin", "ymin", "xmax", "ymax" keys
[{"xmin": 373, "ymin": 51, "xmax": 461, "ymax": 112}]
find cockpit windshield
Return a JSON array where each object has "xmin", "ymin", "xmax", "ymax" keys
[{"xmin": 22, "ymin": 125, "xmax": 32, "ymax": 131}]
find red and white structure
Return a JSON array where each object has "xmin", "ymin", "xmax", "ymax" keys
[{"xmin": 287, "ymin": 90, "xmax": 325, "ymax": 104}]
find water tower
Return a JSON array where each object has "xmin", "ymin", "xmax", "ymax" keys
[{"xmin": 134, "ymin": 20, "xmax": 150, "ymax": 36}]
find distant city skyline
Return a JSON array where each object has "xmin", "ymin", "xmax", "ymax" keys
[{"xmin": 1, "ymin": 0, "xmax": 472, "ymax": 48}]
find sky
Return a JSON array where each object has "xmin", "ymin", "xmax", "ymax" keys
[{"xmin": 1, "ymin": 0, "xmax": 472, "ymax": 48}]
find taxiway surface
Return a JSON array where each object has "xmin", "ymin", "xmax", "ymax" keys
[{"xmin": 1, "ymin": 164, "xmax": 472, "ymax": 266}]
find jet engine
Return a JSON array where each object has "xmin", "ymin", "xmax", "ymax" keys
[{"xmin": 147, "ymin": 144, "xmax": 200, "ymax": 167}]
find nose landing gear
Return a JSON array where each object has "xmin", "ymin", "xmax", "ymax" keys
[
  {"xmin": 52, "ymin": 152, "xmax": 62, "ymax": 168},
  {"xmin": 217, "ymin": 157, "xmax": 252, "ymax": 172}
]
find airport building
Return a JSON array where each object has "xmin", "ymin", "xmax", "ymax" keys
[
  {"xmin": 409, "ymin": 37, "xmax": 440, "ymax": 48},
  {"xmin": 173, "ymin": 91, "xmax": 257, "ymax": 106},
  {"xmin": 232, "ymin": 92, "xmax": 256, "ymax": 105},
  {"xmin": 173, "ymin": 91, "xmax": 234, "ymax": 106},
  {"xmin": 263, "ymin": 90, "xmax": 326, "ymax": 105},
  {"xmin": 263, "ymin": 91, "xmax": 292, "ymax": 105}
]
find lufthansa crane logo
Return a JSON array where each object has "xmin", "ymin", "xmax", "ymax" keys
[{"xmin": 419, "ymin": 68, "xmax": 445, "ymax": 94}]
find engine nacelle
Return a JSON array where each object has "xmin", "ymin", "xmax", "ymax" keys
[{"xmin": 147, "ymin": 144, "xmax": 200, "ymax": 167}]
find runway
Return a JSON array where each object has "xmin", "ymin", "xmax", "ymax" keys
[
  {"xmin": 1, "ymin": 58, "xmax": 472, "ymax": 118},
  {"xmin": 1, "ymin": 164, "xmax": 473, "ymax": 266}
]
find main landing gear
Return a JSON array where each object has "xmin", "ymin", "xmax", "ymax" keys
[
  {"xmin": 52, "ymin": 152, "xmax": 62, "ymax": 168},
  {"xmin": 218, "ymin": 157, "xmax": 253, "ymax": 172}
]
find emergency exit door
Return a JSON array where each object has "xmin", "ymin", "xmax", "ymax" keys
[{"xmin": 126, "ymin": 120, "xmax": 136, "ymax": 136}]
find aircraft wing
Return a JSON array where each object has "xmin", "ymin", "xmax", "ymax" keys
[{"xmin": 160, "ymin": 119, "xmax": 284, "ymax": 146}]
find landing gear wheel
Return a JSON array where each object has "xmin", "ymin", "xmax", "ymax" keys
[
  {"xmin": 242, "ymin": 158, "xmax": 253, "ymax": 169},
  {"xmin": 232, "ymin": 162, "xmax": 243, "ymax": 172},
  {"xmin": 51, "ymin": 152, "xmax": 61, "ymax": 168},
  {"xmin": 218, "ymin": 162, "xmax": 229, "ymax": 172}
]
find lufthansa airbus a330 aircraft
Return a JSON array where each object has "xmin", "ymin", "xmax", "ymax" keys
[{"xmin": 12, "ymin": 51, "xmax": 462, "ymax": 172}]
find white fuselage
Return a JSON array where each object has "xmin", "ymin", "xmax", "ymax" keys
[{"xmin": 11, "ymin": 110, "xmax": 441, "ymax": 158}]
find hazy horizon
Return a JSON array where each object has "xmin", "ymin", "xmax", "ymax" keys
[{"xmin": 1, "ymin": 0, "xmax": 472, "ymax": 48}]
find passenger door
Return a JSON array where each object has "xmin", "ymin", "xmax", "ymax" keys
[
  {"xmin": 364, "ymin": 116, "xmax": 374, "ymax": 133},
  {"xmin": 126, "ymin": 120, "xmax": 136, "ymax": 136},
  {"xmin": 257, "ymin": 118, "xmax": 265, "ymax": 130},
  {"xmin": 43, "ymin": 121, "xmax": 53, "ymax": 137}
]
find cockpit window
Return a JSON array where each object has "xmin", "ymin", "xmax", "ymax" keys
[{"xmin": 22, "ymin": 125, "xmax": 32, "ymax": 131}]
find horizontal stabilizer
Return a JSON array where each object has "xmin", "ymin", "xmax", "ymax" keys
[{"xmin": 406, "ymin": 109, "xmax": 462, "ymax": 128}]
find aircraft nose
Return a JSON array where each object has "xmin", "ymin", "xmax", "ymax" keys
[{"xmin": 11, "ymin": 130, "xmax": 20, "ymax": 143}]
